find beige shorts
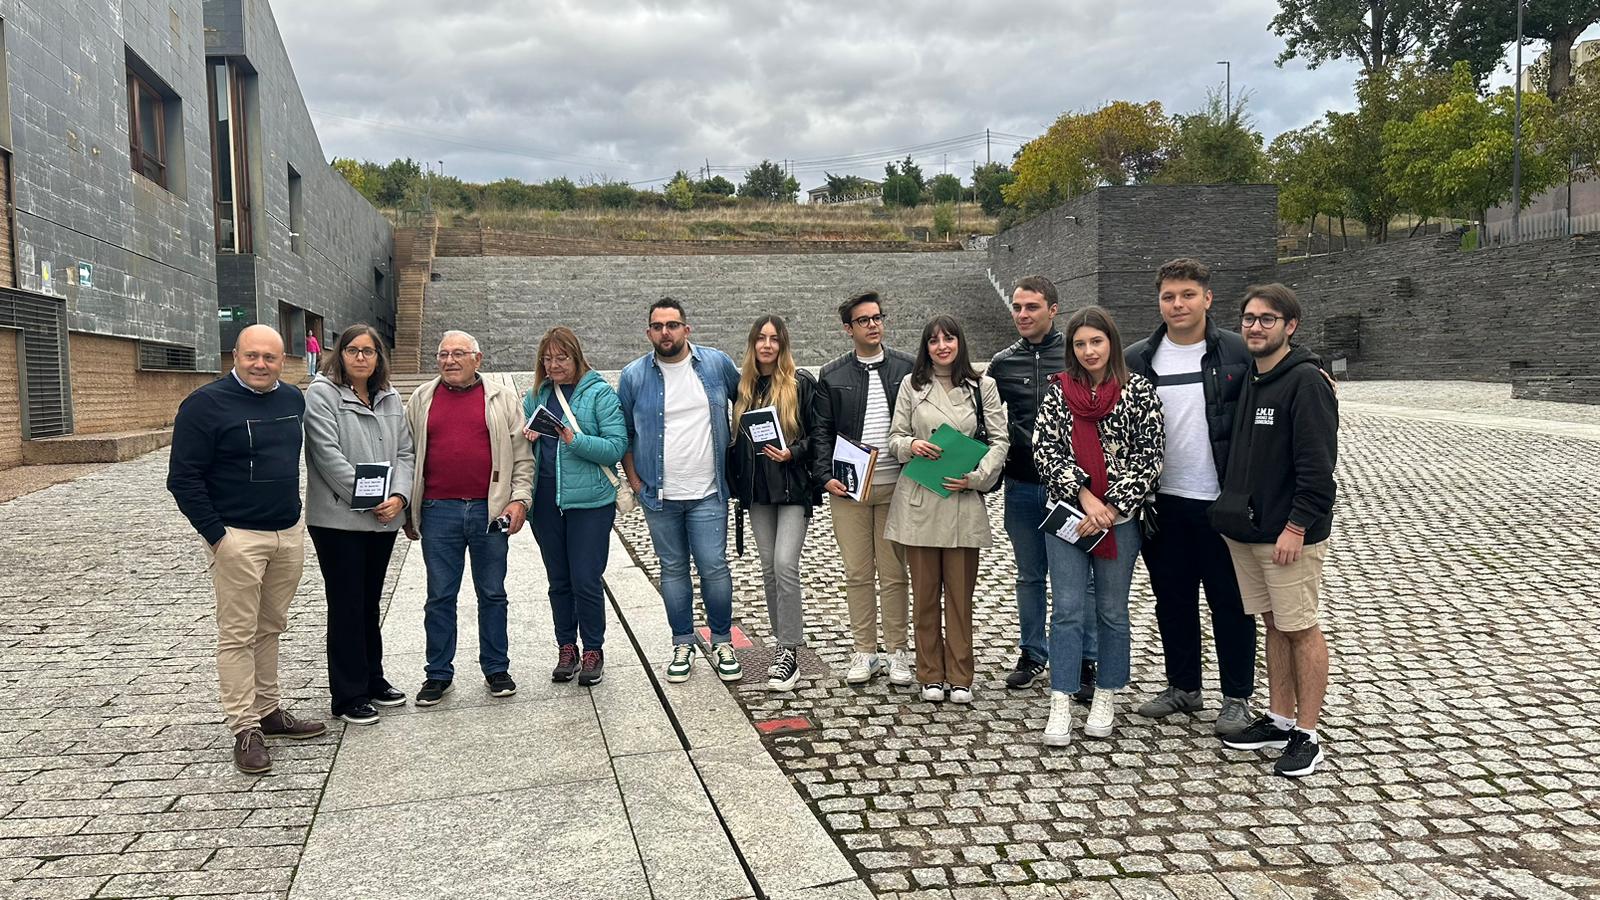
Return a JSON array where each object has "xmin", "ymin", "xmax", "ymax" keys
[{"xmin": 1223, "ymin": 537, "xmax": 1329, "ymax": 632}]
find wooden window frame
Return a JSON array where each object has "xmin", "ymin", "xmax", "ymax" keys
[
  {"xmin": 127, "ymin": 70, "xmax": 166, "ymax": 188},
  {"xmin": 207, "ymin": 60, "xmax": 253, "ymax": 253}
]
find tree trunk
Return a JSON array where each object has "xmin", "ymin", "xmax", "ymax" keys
[
  {"xmin": 1368, "ymin": 0, "xmax": 1387, "ymax": 74},
  {"xmin": 1340, "ymin": 214, "xmax": 1349, "ymax": 250},
  {"xmin": 1547, "ymin": 28, "xmax": 1582, "ymax": 101}
]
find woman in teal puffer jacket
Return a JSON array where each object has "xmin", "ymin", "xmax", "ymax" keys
[{"xmin": 520, "ymin": 327, "xmax": 629, "ymax": 686}]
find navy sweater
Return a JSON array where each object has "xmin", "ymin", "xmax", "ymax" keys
[{"xmin": 167, "ymin": 375, "xmax": 305, "ymax": 545}]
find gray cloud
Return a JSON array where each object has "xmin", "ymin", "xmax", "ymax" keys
[{"xmin": 276, "ymin": 0, "xmax": 1369, "ymax": 187}]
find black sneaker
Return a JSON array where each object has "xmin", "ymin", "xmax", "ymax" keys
[
  {"xmin": 415, "ymin": 679, "xmax": 453, "ymax": 707},
  {"xmin": 766, "ymin": 647, "xmax": 800, "ymax": 692},
  {"xmin": 370, "ymin": 686, "xmax": 407, "ymax": 708},
  {"xmin": 486, "ymin": 671, "xmax": 518, "ymax": 697},
  {"xmin": 1274, "ymin": 731, "xmax": 1325, "ymax": 778},
  {"xmin": 552, "ymin": 644, "xmax": 580, "ymax": 682},
  {"xmin": 1073, "ymin": 661, "xmax": 1097, "ymax": 704},
  {"xmin": 1004, "ymin": 652, "xmax": 1047, "ymax": 689},
  {"xmin": 336, "ymin": 703, "xmax": 380, "ymax": 726},
  {"xmin": 1221, "ymin": 715, "xmax": 1293, "ymax": 751},
  {"xmin": 578, "ymin": 650, "xmax": 605, "ymax": 687}
]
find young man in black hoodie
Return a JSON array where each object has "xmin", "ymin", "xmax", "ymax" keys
[{"xmin": 1210, "ymin": 284, "xmax": 1338, "ymax": 778}]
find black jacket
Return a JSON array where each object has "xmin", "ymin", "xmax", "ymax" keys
[
  {"xmin": 1208, "ymin": 346, "xmax": 1338, "ymax": 545},
  {"xmin": 811, "ymin": 346, "xmax": 915, "ymax": 486},
  {"xmin": 1125, "ymin": 318, "xmax": 1250, "ymax": 485},
  {"xmin": 729, "ymin": 369, "xmax": 823, "ymax": 512},
  {"xmin": 988, "ymin": 330, "xmax": 1067, "ymax": 483}
]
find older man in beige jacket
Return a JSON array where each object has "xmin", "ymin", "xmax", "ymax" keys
[{"xmin": 403, "ymin": 330, "xmax": 534, "ymax": 707}]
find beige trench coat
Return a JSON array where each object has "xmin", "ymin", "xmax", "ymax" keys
[{"xmin": 883, "ymin": 374, "xmax": 1009, "ymax": 549}]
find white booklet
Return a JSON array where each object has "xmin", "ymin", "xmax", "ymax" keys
[
  {"xmin": 1038, "ymin": 498, "xmax": 1108, "ymax": 553},
  {"xmin": 831, "ymin": 434, "xmax": 877, "ymax": 502}
]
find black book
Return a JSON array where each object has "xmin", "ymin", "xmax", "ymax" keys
[
  {"xmin": 1038, "ymin": 498, "xmax": 1108, "ymax": 553},
  {"xmin": 739, "ymin": 405, "xmax": 787, "ymax": 453},
  {"xmin": 351, "ymin": 462, "xmax": 393, "ymax": 511},
  {"xmin": 525, "ymin": 404, "xmax": 565, "ymax": 438}
]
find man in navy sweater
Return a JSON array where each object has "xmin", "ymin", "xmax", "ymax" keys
[{"xmin": 168, "ymin": 324, "xmax": 325, "ymax": 774}]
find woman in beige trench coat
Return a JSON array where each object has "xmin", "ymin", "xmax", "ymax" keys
[{"xmin": 884, "ymin": 315, "xmax": 1009, "ymax": 705}]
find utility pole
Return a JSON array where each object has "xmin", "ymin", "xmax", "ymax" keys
[
  {"xmin": 1217, "ymin": 60, "xmax": 1231, "ymax": 120},
  {"xmin": 985, "ymin": 129, "xmax": 991, "ymax": 166},
  {"xmin": 1511, "ymin": 0, "xmax": 1524, "ymax": 244}
]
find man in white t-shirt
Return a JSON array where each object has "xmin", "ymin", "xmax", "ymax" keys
[
  {"xmin": 1124, "ymin": 258, "xmax": 1258, "ymax": 736},
  {"xmin": 618, "ymin": 298, "xmax": 744, "ymax": 685}
]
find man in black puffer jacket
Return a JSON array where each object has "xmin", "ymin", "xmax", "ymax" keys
[
  {"xmin": 1124, "ymin": 258, "xmax": 1259, "ymax": 736},
  {"xmin": 1212, "ymin": 283, "xmax": 1337, "ymax": 780}
]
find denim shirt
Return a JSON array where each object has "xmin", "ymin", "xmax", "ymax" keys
[{"xmin": 616, "ymin": 344, "xmax": 740, "ymax": 512}]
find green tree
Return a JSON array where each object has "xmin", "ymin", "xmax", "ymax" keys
[
  {"xmin": 1551, "ymin": 58, "xmax": 1600, "ymax": 178},
  {"xmin": 882, "ymin": 157, "xmax": 927, "ymax": 207},
  {"xmin": 697, "ymin": 175, "xmax": 736, "ymax": 196},
  {"xmin": 374, "ymin": 158, "xmax": 422, "ymax": 207},
  {"xmin": 971, "ymin": 162, "xmax": 1015, "ymax": 214},
  {"xmin": 665, "ymin": 171, "xmax": 696, "ymax": 210},
  {"xmin": 483, "ymin": 178, "xmax": 536, "ymax": 209},
  {"xmin": 1271, "ymin": 0, "xmax": 1451, "ymax": 73},
  {"xmin": 823, "ymin": 172, "xmax": 872, "ymax": 201},
  {"xmin": 1269, "ymin": 121, "xmax": 1350, "ymax": 244},
  {"xmin": 1004, "ymin": 101, "xmax": 1174, "ymax": 212},
  {"xmin": 1383, "ymin": 63, "xmax": 1563, "ymax": 225},
  {"xmin": 1432, "ymin": 0, "xmax": 1600, "ymax": 99},
  {"xmin": 929, "ymin": 173, "xmax": 964, "ymax": 203},
  {"xmin": 932, "ymin": 202, "xmax": 956, "ymax": 238},
  {"xmin": 1160, "ymin": 90, "xmax": 1268, "ymax": 184},
  {"xmin": 738, "ymin": 160, "xmax": 800, "ymax": 202},
  {"xmin": 330, "ymin": 157, "xmax": 377, "ymax": 203}
]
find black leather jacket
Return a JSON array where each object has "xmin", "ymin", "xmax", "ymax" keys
[
  {"xmin": 729, "ymin": 369, "xmax": 824, "ymax": 511},
  {"xmin": 987, "ymin": 329, "xmax": 1068, "ymax": 483},
  {"xmin": 1124, "ymin": 317, "xmax": 1250, "ymax": 484},
  {"xmin": 811, "ymin": 346, "xmax": 915, "ymax": 486}
]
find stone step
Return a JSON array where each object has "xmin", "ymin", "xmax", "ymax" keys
[{"xmin": 22, "ymin": 428, "xmax": 173, "ymax": 465}]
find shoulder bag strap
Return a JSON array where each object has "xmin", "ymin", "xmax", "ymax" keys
[{"xmin": 553, "ymin": 384, "xmax": 623, "ymax": 489}]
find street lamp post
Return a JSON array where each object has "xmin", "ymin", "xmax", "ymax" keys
[
  {"xmin": 1217, "ymin": 60, "xmax": 1232, "ymax": 120},
  {"xmin": 1511, "ymin": 0, "xmax": 1524, "ymax": 244}
]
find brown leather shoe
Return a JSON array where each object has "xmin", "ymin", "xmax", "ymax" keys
[
  {"xmin": 259, "ymin": 707, "xmax": 327, "ymax": 740},
  {"xmin": 233, "ymin": 728, "xmax": 271, "ymax": 774}
]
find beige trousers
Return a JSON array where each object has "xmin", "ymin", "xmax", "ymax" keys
[
  {"xmin": 208, "ymin": 522, "xmax": 305, "ymax": 733},
  {"xmin": 905, "ymin": 545, "xmax": 979, "ymax": 688},
  {"xmin": 829, "ymin": 480, "xmax": 910, "ymax": 654}
]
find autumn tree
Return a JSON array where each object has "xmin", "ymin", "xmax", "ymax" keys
[{"xmin": 1003, "ymin": 101, "xmax": 1173, "ymax": 212}]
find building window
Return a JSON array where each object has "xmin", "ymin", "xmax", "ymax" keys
[
  {"xmin": 207, "ymin": 59, "xmax": 253, "ymax": 252},
  {"xmin": 128, "ymin": 72, "xmax": 166, "ymax": 186},
  {"xmin": 288, "ymin": 164, "xmax": 303, "ymax": 255}
]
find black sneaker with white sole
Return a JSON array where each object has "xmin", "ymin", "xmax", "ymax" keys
[
  {"xmin": 486, "ymin": 671, "xmax": 518, "ymax": 697},
  {"xmin": 336, "ymin": 703, "xmax": 379, "ymax": 726},
  {"xmin": 370, "ymin": 686, "xmax": 407, "ymax": 708},
  {"xmin": 767, "ymin": 647, "xmax": 800, "ymax": 692},
  {"xmin": 415, "ymin": 679, "xmax": 453, "ymax": 707},
  {"xmin": 1004, "ymin": 652, "xmax": 1047, "ymax": 689},
  {"xmin": 1221, "ymin": 715, "xmax": 1293, "ymax": 751},
  {"xmin": 1274, "ymin": 731, "xmax": 1325, "ymax": 777}
]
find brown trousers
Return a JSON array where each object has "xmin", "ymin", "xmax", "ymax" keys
[
  {"xmin": 830, "ymin": 481, "xmax": 910, "ymax": 654},
  {"xmin": 905, "ymin": 545, "xmax": 979, "ymax": 687},
  {"xmin": 208, "ymin": 522, "xmax": 305, "ymax": 733}
]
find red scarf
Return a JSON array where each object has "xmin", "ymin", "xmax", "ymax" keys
[{"xmin": 1056, "ymin": 373, "xmax": 1121, "ymax": 559}]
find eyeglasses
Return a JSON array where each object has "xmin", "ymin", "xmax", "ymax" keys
[
  {"xmin": 851, "ymin": 314, "xmax": 886, "ymax": 328},
  {"xmin": 343, "ymin": 347, "xmax": 378, "ymax": 359},
  {"xmin": 648, "ymin": 321, "xmax": 687, "ymax": 333},
  {"xmin": 542, "ymin": 355, "xmax": 572, "ymax": 366},
  {"xmin": 436, "ymin": 349, "xmax": 478, "ymax": 361},
  {"xmin": 1240, "ymin": 314, "xmax": 1284, "ymax": 329}
]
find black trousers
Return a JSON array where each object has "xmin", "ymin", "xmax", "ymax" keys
[
  {"xmin": 1140, "ymin": 493, "xmax": 1257, "ymax": 699},
  {"xmin": 309, "ymin": 526, "xmax": 399, "ymax": 715}
]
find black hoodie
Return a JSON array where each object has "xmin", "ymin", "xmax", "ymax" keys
[{"xmin": 1208, "ymin": 346, "xmax": 1338, "ymax": 545}]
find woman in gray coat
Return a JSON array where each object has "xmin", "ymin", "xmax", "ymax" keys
[{"xmin": 304, "ymin": 324, "xmax": 415, "ymax": 725}]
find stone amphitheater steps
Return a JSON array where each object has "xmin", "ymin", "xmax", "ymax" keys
[{"xmin": 422, "ymin": 252, "xmax": 1014, "ymax": 371}]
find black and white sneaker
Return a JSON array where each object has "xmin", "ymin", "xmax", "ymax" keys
[
  {"xmin": 370, "ymin": 686, "xmax": 407, "ymax": 708},
  {"xmin": 1221, "ymin": 715, "xmax": 1293, "ymax": 751},
  {"xmin": 1274, "ymin": 731, "xmax": 1325, "ymax": 778},
  {"xmin": 1004, "ymin": 652, "xmax": 1047, "ymax": 689},
  {"xmin": 486, "ymin": 671, "xmax": 518, "ymax": 697},
  {"xmin": 415, "ymin": 679, "xmax": 453, "ymax": 707},
  {"xmin": 767, "ymin": 647, "xmax": 801, "ymax": 692},
  {"xmin": 336, "ymin": 703, "xmax": 380, "ymax": 726}
]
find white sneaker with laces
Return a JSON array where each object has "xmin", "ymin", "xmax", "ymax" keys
[
  {"xmin": 920, "ymin": 683, "xmax": 946, "ymax": 702},
  {"xmin": 1084, "ymin": 687, "xmax": 1117, "ymax": 738},
  {"xmin": 887, "ymin": 649, "xmax": 914, "ymax": 686},
  {"xmin": 845, "ymin": 652, "xmax": 884, "ymax": 684},
  {"xmin": 948, "ymin": 685, "xmax": 972, "ymax": 705},
  {"xmin": 1043, "ymin": 690, "xmax": 1074, "ymax": 746}
]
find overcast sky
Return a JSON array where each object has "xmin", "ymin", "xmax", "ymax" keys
[{"xmin": 272, "ymin": 0, "xmax": 1595, "ymax": 190}]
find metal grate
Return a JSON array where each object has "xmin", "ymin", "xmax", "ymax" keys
[
  {"xmin": 138, "ymin": 340, "xmax": 197, "ymax": 371},
  {"xmin": 0, "ymin": 288, "xmax": 71, "ymax": 437}
]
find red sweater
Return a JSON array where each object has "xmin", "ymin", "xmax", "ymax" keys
[{"xmin": 423, "ymin": 381, "xmax": 492, "ymax": 500}]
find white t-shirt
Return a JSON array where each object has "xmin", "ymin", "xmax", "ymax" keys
[
  {"xmin": 659, "ymin": 356, "xmax": 718, "ymax": 500},
  {"xmin": 857, "ymin": 352, "xmax": 901, "ymax": 482},
  {"xmin": 1151, "ymin": 336, "xmax": 1220, "ymax": 501}
]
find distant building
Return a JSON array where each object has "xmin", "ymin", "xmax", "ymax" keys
[
  {"xmin": 1519, "ymin": 39, "xmax": 1600, "ymax": 93},
  {"xmin": 806, "ymin": 180, "xmax": 883, "ymax": 207},
  {"xmin": 0, "ymin": 0, "xmax": 393, "ymax": 469}
]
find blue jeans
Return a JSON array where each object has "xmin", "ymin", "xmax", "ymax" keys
[
  {"xmin": 642, "ymin": 496, "xmax": 733, "ymax": 645},
  {"xmin": 531, "ymin": 479, "xmax": 615, "ymax": 651},
  {"xmin": 1045, "ymin": 519, "xmax": 1140, "ymax": 693},
  {"xmin": 1004, "ymin": 478, "xmax": 1096, "ymax": 665},
  {"xmin": 420, "ymin": 500, "xmax": 511, "ymax": 681}
]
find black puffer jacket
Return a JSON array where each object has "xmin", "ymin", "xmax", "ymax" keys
[
  {"xmin": 729, "ymin": 369, "xmax": 824, "ymax": 512},
  {"xmin": 1125, "ymin": 318, "xmax": 1250, "ymax": 484},
  {"xmin": 988, "ymin": 329, "xmax": 1067, "ymax": 483},
  {"xmin": 810, "ymin": 346, "xmax": 915, "ymax": 486}
]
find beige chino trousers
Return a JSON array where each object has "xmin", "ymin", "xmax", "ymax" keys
[
  {"xmin": 208, "ymin": 522, "xmax": 305, "ymax": 733},
  {"xmin": 829, "ymin": 480, "xmax": 910, "ymax": 654}
]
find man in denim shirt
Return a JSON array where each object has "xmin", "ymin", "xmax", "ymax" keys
[{"xmin": 619, "ymin": 298, "xmax": 743, "ymax": 684}]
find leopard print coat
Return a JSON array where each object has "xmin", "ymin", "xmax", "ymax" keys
[{"xmin": 1031, "ymin": 373, "xmax": 1164, "ymax": 516}]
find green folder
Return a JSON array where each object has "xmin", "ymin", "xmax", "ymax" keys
[{"xmin": 901, "ymin": 424, "xmax": 989, "ymax": 498}]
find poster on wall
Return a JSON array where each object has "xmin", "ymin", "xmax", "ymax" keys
[
  {"xmin": 40, "ymin": 261, "xmax": 52, "ymax": 295},
  {"xmin": 77, "ymin": 263, "xmax": 93, "ymax": 288}
]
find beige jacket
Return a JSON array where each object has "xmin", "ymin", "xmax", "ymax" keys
[
  {"xmin": 883, "ymin": 374, "xmax": 1010, "ymax": 549},
  {"xmin": 404, "ymin": 375, "xmax": 534, "ymax": 535}
]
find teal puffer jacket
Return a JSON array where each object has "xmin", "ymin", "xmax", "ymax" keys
[{"xmin": 523, "ymin": 370, "xmax": 629, "ymax": 510}]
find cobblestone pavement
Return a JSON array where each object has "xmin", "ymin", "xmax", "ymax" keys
[
  {"xmin": 1335, "ymin": 380, "xmax": 1600, "ymax": 425},
  {"xmin": 614, "ymin": 392, "xmax": 1600, "ymax": 898},
  {"xmin": 0, "ymin": 452, "xmax": 400, "ymax": 900}
]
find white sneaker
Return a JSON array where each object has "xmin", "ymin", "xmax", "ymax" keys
[
  {"xmin": 948, "ymin": 685, "xmax": 972, "ymax": 705},
  {"xmin": 887, "ymin": 649, "xmax": 914, "ymax": 686},
  {"xmin": 845, "ymin": 652, "xmax": 885, "ymax": 684},
  {"xmin": 1084, "ymin": 687, "xmax": 1117, "ymax": 738},
  {"xmin": 920, "ymin": 683, "xmax": 946, "ymax": 702},
  {"xmin": 1043, "ymin": 691, "xmax": 1073, "ymax": 746}
]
